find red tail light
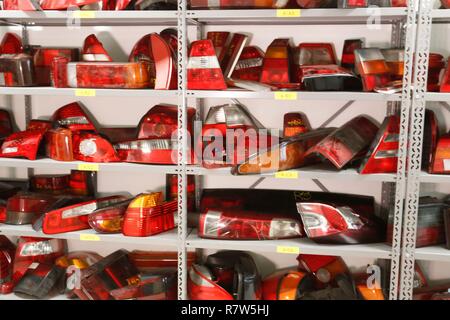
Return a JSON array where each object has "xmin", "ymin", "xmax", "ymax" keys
[
  {"xmin": 297, "ymin": 43, "xmax": 337, "ymax": 66},
  {"xmin": 166, "ymin": 174, "xmax": 196, "ymax": 212},
  {"xmin": 0, "ymin": 54, "xmax": 36, "ymax": 87},
  {"xmin": 341, "ymin": 39, "xmax": 363, "ymax": 71},
  {"xmin": 381, "ymin": 49, "xmax": 404, "ymax": 81},
  {"xmin": 0, "ymin": 236, "xmax": 15, "ymax": 294},
  {"xmin": 283, "ymin": 112, "xmax": 310, "ymax": 138},
  {"xmin": 188, "ymin": 264, "xmax": 234, "ymax": 300},
  {"xmin": 0, "ymin": 129, "xmax": 46, "ymax": 160},
  {"xmin": 73, "ymin": 132, "xmax": 121, "ymax": 163},
  {"xmin": 297, "ymin": 202, "xmax": 383, "ymax": 244},
  {"xmin": 2, "ymin": 0, "xmax": 42, "ymax": 9},
  {"xmin": 355, "ymin": 49, "xmax": 391, "ymax": 92},
  {"xmin": 99, "ymin": 127, "xmax": 137, "ymax": 143},
  {"xmin": 187, "ymin": 40, "xmax": 227, "ymax": 90},
  {"xmin": 440, "ymin": 57, "xmax": 450, "ymax": 92},
  {"xmin": 0, "ymin": 206, "xmax": 6, "ymax": 224},
  {"xmin": 138, "ymin": 104, "xmax": 196, "ymax": 139},
  {"xmin": 0, "ymin": 110, "xmax": 13, "ymax": 140},
  {"xmin": 220, "ymin": 34, "xmax": 248, "ymax": 79},
  {"xmin": 151, "ymin": 34, "xmax": 177, "ymax": 90},
  {"xmin": 73, "ymin": 249, "xmax": 140, "ymax": 301},
  {"xmin": 359, "ymin": 115, "xmax": 399, "ymax": 174},
  {"xmin": 262, "ymin": 270, "xmax": 314, "ymax": 300},
  {"xmin": 82, "ymin": 34, "xmax": 112, "ymax": 62},
  {"xmin": 69, "ymin": 170, "xmax": 97, "ymax": 196},
  {"xmin": 428, "ymin": 53, "xmax": 445, "ymax": 92},
  {"xmin": 88, "ymin": 199, "xmax": 131, "ymax": 233},
  {"xmin": 129, "ymin": 34, "xmax": 153, "ymax": 63},
  {"xmin": 42, "ymin": 196, "xmax": 126, "ymax": 234},
  {"xmin": 198, "ymin": 210, "xmax": 303, "ymax": 240},
  {"xmin": 45, "ymin": 128, "xmax": 74, "ymax": 162},
  {"xmin": 51, "ymin": 102, "xmax": 96, "ymax": 132},
  {"xmin": 30, "ymin": 174, "xmax": 70, "ymax": 194},
  {"xmin": 231, "ymin": 46, "xmax": 265, "ymax": 82},
  {"xmin": 123, "ymin": 193, "xmax": 178, "ymax": 237},
  {"xmin": 5, "ymin": 192, "xmax": 59, "ymax": 225},
  {"xmin": 27, "ymin": 119, "xmax": 52, "ymax": 131},
  {"xmin": 13, "ymin": 237, "xmax": 66, "ymax": 285},
  {"xmin": 430, "ymin": 133, "xmax": 450, "ymax": 174},
  {"xmin": 115, "ymin": 139, "xmax": 179, "ymax": 164},
  {"xmin": 305, "ymin": 116, "xmax": 379, "ymax": 169},
  {"xmin": 189, "ymin": 0, "xmax": 288, "ymax": 8},
  {"xmin": 422, "ymin": 110, "xmax": 438, "ymax": 172},
  {"xmin": 129, "ymin": 250, "xmax": 195, "ymax": 271},
  {"xmin": 0, "ymin": 33, "xmax": 23, "ymax": 55},
  {"xmin": 31, "ymin": 47, "xmax": 80, "ymax": 86},
  {"xmin": 207, "ymin": 32, "xmax": 230, "ymax": 64}
]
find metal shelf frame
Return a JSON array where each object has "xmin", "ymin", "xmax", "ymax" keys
[{"xmin": 0, "ymin": 3, "xmax": 436, "ymax": 301}]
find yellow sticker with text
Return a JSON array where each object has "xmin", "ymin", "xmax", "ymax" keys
[
  {"xmin": 274, "ymin": 91, "xmax": 298, "ymax": 100},
  {"xmin": 275, "ymin": 171, "xmax": 298, "ymax": 179},
  {"xmin": 277, "ymin": 246, "xmax": 300, "ymax": 254},
  {"xmin": 80, "ymin": 234, "xmax": 101, "ymax": 242},
  {"xmin": 73, "ymin": 11, "xmax": 96, "ymax": 19},
  {"xmin": 75, "ymin": 89, "xmax": 96, "ymax": 97},
  {"xmin": 276, "ymin": 9, "xmax": 301, "ymax": 18},
  {"xmin": 77, "ymin": 164, "xmax": 99, "ymax": 172}
]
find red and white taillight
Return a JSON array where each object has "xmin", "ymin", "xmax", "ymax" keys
[
  {"xmin": 42, "ymin": 196, "xmax": 127, "ymax": 234},
  {"xmin": 304, "ymin": 116, "xmax": 379, "ymax": 169},
  {"xmin": 0, "ymin": 110, "xmax": 13, "ymax": 141},
  {"xmin": 231, "ymin": 46, "xmax": 265, "ymax": 82},
  {"xmin": 341, "ymin": 39, "xmax": 363, "ymax": 71},
  {"xmin": 52, "ymin": 102, "xmax": 97, "ymax": 132},
  {"xmin": 198, "ymin": 210, "xmax": 303, "ymax": 240},
  {"xmin": 0, "ymin": 129, "xmax": 47, "ymax": 160},
  {"xmin": 359, "ymin": 115, "xmax": 399, "ymax": 174},
  {"xmin": 73, "ymin": 132, "xmax": 121, "ymax": 163},
  {"xmin": 187, "ymin": 40, "xmax": 227, "ymax": 90},
  {"xmin": 430, "ymin": 133, "xmax": 450, "ymax": 174},
  {"xmin": 114, "ymin": 139, "xmax": 179, "ymax": 164},
  {"xmin": 82, "ymin": 34, "xmax": 112, "ymax": 62},
  {"xmin": 0, "ymin": 236, "xmax": 15, "ymax": 294},
  {"xmin": 88, "ymin": 199, "xmax": 131, "ymax": 234},
  {"xmin": 354, "ymin": 49, "xmax": 391, "ymax": 92}
]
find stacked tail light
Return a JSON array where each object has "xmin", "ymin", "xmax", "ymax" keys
[
  {"xmin": 341, "ymin": 39, "xmax": 363, "ymax": 71},
  {"xmin": 355, "ymin": 49, "xmax": 391, "ymax": 92},
  {"xmin": 359, "ymin": 115, "xmax": 399, "ymax": 174},
  {"xmin": 73, "ymin": 132, "xmax": 121, "ymax": 163},
  {"xmin": 231, "ymin": 46, "xmax": 265, "ymax": 82}
]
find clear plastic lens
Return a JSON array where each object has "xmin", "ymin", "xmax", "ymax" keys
[{"xmin": 20, "ymin": 241, "xmax": 54, "ymax": 257}]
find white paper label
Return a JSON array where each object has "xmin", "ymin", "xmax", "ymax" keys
[{"xmin": 444, "ymin": 159, "xmax": 450, "ymax": 171}]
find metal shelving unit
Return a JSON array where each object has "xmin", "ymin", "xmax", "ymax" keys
[{"xmin": 0, "ymin": 1, "xmax": 440, "ymax": 301}]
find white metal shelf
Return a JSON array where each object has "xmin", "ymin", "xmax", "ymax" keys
[
  {"xmin": 187, "ymin": 90, "xmax": 402, "ymax": 101},
  {"xmin": 0, "ymin": 10, "xmax": 178, "ymax": 26},
  {"xmin": 187, "ymin": 8, "xmax": 408, "ymax": 25},
  {"xmin": 186, "ymin": 233, "xmax": 392, "ymax": 259},
  {"xmin": 419, "ymin": 171, "xmax": 450, "ymax": 183},
  {"xmin": 431, "ymin": 8, "xmax": 450, "ymax": 21},
  {"xmin": 0, "ymin": 224, "xmax": 180, "ymax": 247},
  {"xmin": 0, "ymin": 87, "xmax": 178, "ymax": 97},
  {"xmin": 425, "ymin": 92, "xmax": 450, "ymax": 101},
  {"xmin": 414, "ymin": 245, "xmax": 450, "ymax": 262},
  {"xmin": 0, "ymin": 158, "xmax": 179, "ymax": 174},
  {"xmin": 188, "ymin": 165, "xmax": 397, "ymax": 182}
]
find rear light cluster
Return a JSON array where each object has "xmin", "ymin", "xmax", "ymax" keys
[
  {"xmin": 191, "ymin": 251, "xmax": 386, "ymax": 300},
  {"xmin": 188, "ymin": 33, "xmax": 407, "ymax": 92},
  {"xmin": 0, "ymin": 31, "xmax": 177, "ymax": 90},
  {"xmin": 198, "ymin": 189, "xmax": 385, "ymax": 244},
  {"xmin": 1, "ymin": 240, "xmax": 181, "ymax": 300},
  {"xmin": 188, "ymin": 0, "xmax": 405, "ymax": 8},
  {"xmin": 0, "ymin": 102, "xmax": 193, "ymax": 165},
  {"xmin": 1, "ymin": 0, "xmax": 175, "ymax": 10}
]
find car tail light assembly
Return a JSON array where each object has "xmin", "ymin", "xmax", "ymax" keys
[
  {"xmin": 3, "ymin": 0, "xmax": 104, "ymax": 10},
  {"xmin": 381, "ymin": 48, "xmax": 404, "ymax": 81},
  {"xmin": 283, "ymin": 112, "xmax": 310, "ymax": 138},
  {"xmin": 354, "ymin": 49, "xmax": 391, "ymax": 92},
  {"xmin": 232, "ymin": 128, "xmax": 333, "ymax": 175},
  {"xmin": 304, "ymin": 116, "xmax": 379, "ymax": 169},
  {"xmin": 297, "ymin": 254, "xmax": 349, "ymax": 287},
  {"xmin": 0, "ymin": 54, "xmax": 36, "ymax": 87},
  {"xmin": 430, "ymin": 133, "xmax": 450, "ymax": 174},
  {"xmin": 29, "ymin": 174, "xmax": 70, "ymax": 194},
  {"xmin": 189, "ymin": 0, "xmax": 289, "ymax": 9},
  {"xmin": 220, "ymin": 34, "xmax": 248, "ymax": 79},
  {"xmin": 297, "ymin": 43, "xmax": 337, "ymax": 67},
  {"xmin": 52, "ymin": 59, "xmax": 151, "ymax": 89},
  {"xmin": 300, "ymin": 65, "xmax": 362, "ymax": 91},
  {"xmin": 0, "ymin": 236, "xmax": 15, "ymax": 294},
  {"xmin": 231, "ymin": 46, "xmax": 265, "ymax": 82},
  {"xmin": 129, "ymin": 251, "xmax": 183, "ymax": 271},
  {"xmin": 0, "ymin": 129, "xmax": 47, "ymax": 160},
  {"xmin": 387, "ymin": 197, "xmax": 448, "ymax": 248},
  {"xmin": 41, "ymin": 195, "xmax": 127, "ymax": 234},
  {"xmin": 52, "ymin": 102, "xmax": 97, "ymax": 132},
  {"xmin": 13, "ymin": 237, "xmax": 66, "ymax": 285},
  {"xmin": 73, "ymin": 249, "xmax": 140, "ymax": 301},
  {"xmin": 188, "ymin": 264, "xmax": 234, "ymax": 300},
  {"xmin": 187, "ymin": 40, "xmax": 227, "ymax": 90},
  {"xmin": 297, "ymin": 201, "xmax": 384, "ymax": 244},
  {"xmin": 30, "ymin": 47, "xmax": 80, "ymax": 86},
  {"xmin": 73, "ymin": 132, "xmax": 121, "ymax": 163},
  {"xmin": 198, "ymin": 210, "xmax": 303, "ymax": 240},
  {"xmin": 45, "ymin": 128, "xmax": 74, "ymax": 162},
  {"xmin": 262, "ymin": 270, "xmax": 314, "ymax": 300},
  {"xmin": 88, "ymin": 199, "xmax": 131, "ymax": 234},
  {"xmin": 341, "ymin": 39, "xmax": 363, "ymax": 71},
  {"xmin": 122, "ymin": 193, "xmax": 178, "ymax": 237},
  {"xmin": 82, "ymin": 34, "xmax": 112, "ymax": 62},
  {"xmin": 0, "ymin": 33, "xmax": 24, "ymax": 55},
  {"xmin": 166, "ymin": 174, "xmax": 196, "ymax": 212},
  {"xmin": 260, "ymin": 38, "xmax": 298, "ymax": 90},
  {"xmin": 422, "ymin": 109, "xmax": 439, "ymax": 172},
  {"xmin": 69, "ymin": 170, "xmax": 97, "ymax": 197},
  {"xmin": 207, "ymin": 32, "xmax": 230, "ymax": 64},
  {"xmin": 359, "ymin": 115, "xmax": 399, "ymax": 174},
  {"xmin": 0, "ymin": 110, "xmax": 13, "ymax": 140},
  {"xmin": 428, "ymin": 53, "xmax": 445, "ymax": 92},
  {"xmin": 151, "ymin": 34, "xmax": 177, "ymax": 90},
  {"xmin": 115, "ymin": 139, "xmax": 180, "ymax": 164}
]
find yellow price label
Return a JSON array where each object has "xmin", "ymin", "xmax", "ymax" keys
[
  {"xmin": 277, "ymin": 246, "xmax": 300, "ymax": 254},
  {"xmin": 80, "ymin": 234, "xmax": 101, "ymax": 242},
  {"xmin": 275, "ymin": 171, "xmax": 298, "ymax": 179},
  {"xmin": 73, "ymin": 11, "xmax": 96, "ymax": 19},
  {"xmin": 75, "ymin": 89, "xmax": 96, "ymax": 97},
  {"xmin": 77, "ymin": 163, "xmax": 99, "ymax": 172},
  {"xmin": 276, "ymin": 9, "xmax": 301, "ymax": 18},
  {"xmin": 274, "ymin": 92, "xmax": 298, "ymax": 100}
]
